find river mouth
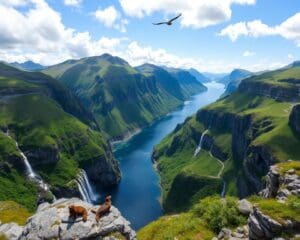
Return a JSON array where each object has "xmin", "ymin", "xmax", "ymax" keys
[{"xmin": 97, "ymin": 82, "xmax": 225, "ymax": 230}]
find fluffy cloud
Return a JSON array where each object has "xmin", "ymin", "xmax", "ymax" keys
[
  {"xmin": 64, "ymin": 0, "xmax": 81, "ymax": 7},
  {"xmin": 219, "ymin": 13, "xmax": 300, "ymax": 46},
  {"xmin": 119, "ymin": 0, "xmax": 255, "ymax": 28},
  {"xmin": 0, "ymin": 0, "xmax": 290, "ymax": 73},
  {"xmin": 94, "ymin": 5, "xmax": 128, "ymax": 32},
  {"xmin": 243, "ymin": 50, "xmax": 255, "ymax": 57},
  {"xmin": 0, "ymin": 0, "xmax": 126, "ymax": 65}
]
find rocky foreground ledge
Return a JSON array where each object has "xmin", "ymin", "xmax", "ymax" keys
[{"xmin": 0, "ymin": 198, "xmax": 136, "ymax": 240}]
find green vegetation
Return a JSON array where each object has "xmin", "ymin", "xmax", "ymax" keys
[
  {"xmin": 43, "ymin": 55, "xmax": 206, "ymax": 138},
  {"xmin": 153, "ymin": 64, "xmax": 300, "ymax": 214},
  {"xmin": 277, "ymin": 161, "xmax": 300, "ymax": 176},
  {"xmin": 192, "ymin": 196, "xmax": 247, "ymax": 233},
  {"xmin": 0, "ymin": 201, "xmax": 32, "ymax": 225},
  {"xmin": 249, "ymin": 196, "xmax": 300, "ymax": 224},
  {"xmin": 0, "ymin": 63, "xmax": 119, "ymax": 209},
  {"xmin": 138, "ymin": 196, "xmax": 246, "ymax": 239},
  {"xmin": 138, "ymin": 213, "xmax": 214, "ymax": 240}
]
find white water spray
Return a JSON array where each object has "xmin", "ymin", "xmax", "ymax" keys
[
  {"xmin": 194, "ymin": 129, "xmax": 208, "ymax": 156},
  {"xmin": 76, "ymin": 169, "xmax": 98, "ymax": 203}
]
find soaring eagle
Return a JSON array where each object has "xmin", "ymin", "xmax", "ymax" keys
[{"xmin": 153, "ymin": 13, "xmax": 182, "ymax": 26}]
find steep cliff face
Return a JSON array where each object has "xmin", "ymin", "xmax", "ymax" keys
[
  {"xmin": 289, "ymin": 104, "xmax": 300, "ymax": 134},
  {"xmin": 239, "ymin": 79, "xmax": 300, "ymax": 102},
  {"xmin": 0, "ymin": 64, "xmax": 120, "ymax": 210},
  {"xmin": 153, "ymin": 65, "xmax": 300, "ymax": 213}
]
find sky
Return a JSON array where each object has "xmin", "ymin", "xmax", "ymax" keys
[{"xmin": 0, "ymin": 0, "xmax": 300, "ymax": 73}]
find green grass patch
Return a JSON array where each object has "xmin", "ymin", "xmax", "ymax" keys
[
  {"xmin": 250, "ymin": 196, "xmax": 300, "ymax": 224},
  {"xmin": 276, "ymin": 161, "xmax": 300, "ymax": 176},
  {"xmin": 138, "ymin": 213, "xmax": 214, "ymax": 240},
  {"xmin": 192, "ymin": 196, "xmax": 247, "ymax": 233},
  {"xmin": 0, "ymin": 201, "xmax": 32, "ymax": 225}
]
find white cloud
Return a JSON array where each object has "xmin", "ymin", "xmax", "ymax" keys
[
  {"xmin": 0, "ymin": 0, "xmax": 290, "ymax": 73},
  {"xmin": 288, "ymin": 54, "xmax": 294, "ymax": 60},
  {"xmin": 64, "ymin": 0, "xmax": 81, "ymax": 7},
  {"xmin": 94, "ymin": 6, "xmax": 128, "ymax": 33},
  {"xmin": 243, "ymin": 50, "xmax": 255, "ymax": 57},
  {"xmin": 219, "ymin": 12, "xmax": 300, "ymax": 46},
  {"xmin": 0, "ymin": 0, "xmax": 126, "ymax": 65},
  {"xmin": 119, "ymin": 0, "xmax": 255, "ymax": 29}
]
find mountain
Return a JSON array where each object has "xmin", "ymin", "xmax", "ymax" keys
[
  {"xmin": 221, "ymin": 69, "xmax": 252, "ymax": 96},
  {"xmin": 43, "ymin": 54, "xmax": 207, "ymax": 139},
  {"xmin": 0, "ymin": 63, "xmax": 120, "ymax": 211},
  {"xmin": 220, "ymin": 69, "xmax": 252, "ymax": 86},
  {"xmin": 188, "ymin": 68, "xmax": 211, "ymax": 83},
  {"xmin": 152, "ymin": 64, "xmax": 300, "ymax": 213},
  {"xmin": 149, "ymin": 65, "xmax": 208, "ymax": 97},
  {"xmin": 10, "ymin": 61, "xmax": 46, "ymax": 71},
  {"xmin": 202, "ymin": 72, "xmax": 228, "ymax": 82}
]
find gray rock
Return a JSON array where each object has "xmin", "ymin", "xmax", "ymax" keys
[
  {"xmin": 286, "ymin": 169, "xmax": 295, "ymax": 174},
  {"xmin": 248, "ymin": 207, "xmax": 283, "ymax": 240},
  {"xmin": 20, "ymin": 198, "xmax": 136, "ymax": 240},
  {"xmin": 259, "ymin": 165, "xmax": 280, "ymax": 198},
  {"xmin": 238, "ymin": 199, "xmax": 252, "ymax": 215},
  {"xmin": 0, "ymin": 222, "xmax": 23, "ymax": 240},
  {"xmin": 218, "ymin": 228, "xmax": 231, "ymax": 239}
]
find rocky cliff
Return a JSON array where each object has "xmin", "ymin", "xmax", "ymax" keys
[
  {"xmin": 289, "ymin": 104, "xmax": 300, "ymax": 134},
  {"xmin": 0, "ymin": 198, "xmax": 136, "ymax": 240}
]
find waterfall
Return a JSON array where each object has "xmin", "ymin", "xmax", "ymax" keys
[
  {"xmin": 194, "ymin": 129, "xmax": 208, "ymax": 156},
  {"xmin": 76, "ymin": 169, "xmax": 98, "ymax": 203},
  {"xmin": 16, "ymin": 142, "xmax": 35, "ymax": 178},
  {"xmin": 5, "ymin": 130, "xmax": 49, "ymax": 192},
  {"xmin": 221, "ymin": 180, "xmax": 226, "ymax": 198}
]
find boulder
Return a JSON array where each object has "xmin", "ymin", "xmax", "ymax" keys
[
  {"xmin": 20, "ymin": 198, "xmax": 136, "ymax": 240},
  {"xmin": 248, "ymin": 207, "xmax": 282, "ymax": 240},
  {"xmin": 238, "ymin": 199, "xmax": 252, "ymax": 215},
  {"xmin": 0, "ymin": 222, "xmax": 23, "ymax": 240}
]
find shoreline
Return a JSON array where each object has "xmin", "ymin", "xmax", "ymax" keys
[{"xmin": 109, "ymin": 88, "xmax": 210, "ymax": 146}]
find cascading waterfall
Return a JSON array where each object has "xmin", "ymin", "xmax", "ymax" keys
[
  {"xmin": 221, "ymin": 180, "xmax": 226, "ymax": 198},
  {"xmin": 16, "ymin": 142, "xmax": 35, "ymax": 178},
  {"xmin": 194, "ymin": 129, "xmax": 208, "ymax": 157},
  {"xmin": 76, "ymin": 169, "xmax": 98, "ymax": 203},
  {"xmin": 5, "ymin": 130, "xmax": 49, "ymax": 192}
]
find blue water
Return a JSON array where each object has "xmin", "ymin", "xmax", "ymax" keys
[{"xmin": 101, "ymin": 82, "xmax": 225, "ymax": 230}]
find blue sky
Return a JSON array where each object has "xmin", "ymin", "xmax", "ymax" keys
[{"xmin": 0, "ymin": 0, "xmax": 299, "ymax": 72}]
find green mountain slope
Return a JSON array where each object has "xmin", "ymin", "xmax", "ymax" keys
[
  {"xmin": 222, "ymin": 69, "xmax": 252, "ymax": 96},
  {"xmin": 153, "ymin": 65, "xmax": 300, "ymax": 213},
  {"xmin": 0, "ymin": 63, "xmax": 120, "ymax": 211},
  {"xmin": 43, "ymin": 55, "xmax": 207, "ymax": 139}
]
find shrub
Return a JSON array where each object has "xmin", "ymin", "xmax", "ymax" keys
[{"xmin": 192, "ymin": 196, "xmax": 246, "ymax": 233}]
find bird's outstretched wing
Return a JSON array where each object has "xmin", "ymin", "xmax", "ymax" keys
[
  {"xmin": 169, "ymin": 13, "xmax": 182, "ymax": 23},
  {"xmin": 152, "ymin": 22, "xmax": 168, "ymax": 25}
]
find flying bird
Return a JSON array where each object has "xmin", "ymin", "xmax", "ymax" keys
[{"xmin": 153, "ymin": 13, "xmax": 182, "ymax": 26}]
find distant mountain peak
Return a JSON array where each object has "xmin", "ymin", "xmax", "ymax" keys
[
  {"xmin": 10, "ymin": 60, "xmax": 45, "ymax": 71},
  {"xmin": 98, "ymin": 53, "xmax": 129, "ymax": 65}
]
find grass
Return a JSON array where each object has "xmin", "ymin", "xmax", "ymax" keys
[
  {"xmin": 0, "ymin": 201, "xmax": 32, "ymax": 225},
  {"xmin": 138, "ymin": 213, "xmax": 214, "ymax": 240},
  {"xmin": 249, "ymin": 196, "xmax": 300, "ymax": 224},
  {"xmin": 192, "ymin": 196, "xmax": 247, "ymax": 233},
  {"xmin": 138, "ymin": 195, "xmax": 246, "ymax": 239},
  {"xmin": 276, "ymin": 161, "xmax": 300, "ymax": 176}
]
